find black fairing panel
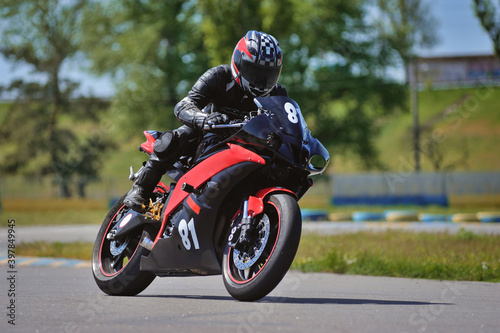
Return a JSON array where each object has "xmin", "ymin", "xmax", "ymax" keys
[
  {"xmin": 231, "ymin": 97, "xmax": 314, "ymax": 170},
  {"xmin": 140, "ymin": 162, "xmax": 261, "ymax": 275}
]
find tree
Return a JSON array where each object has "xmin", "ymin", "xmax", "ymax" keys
[
  {"xmin": 195, "ymin": 0, "xmax": 409, "ymax": 168},
  {"xmin": 79, "ymin": 0, "xmax": 207, "ymax": 131},
  {"xmin": 0, "ymin": 0, "xmax": 87, "ymax": 128},
  {"xmin": 0, "ymin": 79, "xmax": 113, "ymax": 197},
  {"xmin": 473, "ymin": 0, "xmax": 500, "ymax": 55},
  {"xmin": 0, "ymin": 0, "xmax": 112, "ymax": 197},
  {"xmin": 197, "ymin": 0, "xmax": 264, "ymax": 66},
  {"xmin": 81, "ymin": 0, "xmax": 435, "ymax": 170}
]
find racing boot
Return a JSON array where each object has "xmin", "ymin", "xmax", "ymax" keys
[{"xmin": 123, "ymin": 161, "xmax": 163, "ymax": 213}]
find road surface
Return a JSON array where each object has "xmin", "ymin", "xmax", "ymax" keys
[
  {"xmin": 0, "ymin": 222, "xmax": 499, "ymax": 332},
  {"xmin": 0, "ymin": 266, "xmax": 498, "ymax": 332}
]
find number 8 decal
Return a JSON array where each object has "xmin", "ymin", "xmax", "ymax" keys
[{"xmin": 284, "ymin": 102, "xmax": 298, "ymax": 123}]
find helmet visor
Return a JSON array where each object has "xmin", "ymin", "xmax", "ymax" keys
[{"xmin": 240, "ymin": 61, "xmax": 282, "ymax": 91}]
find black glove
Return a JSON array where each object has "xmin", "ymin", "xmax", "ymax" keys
[{"xmin": 203, "ymin": 112, "xmax": 229, "ymax": 128}]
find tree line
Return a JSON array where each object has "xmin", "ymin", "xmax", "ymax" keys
[{"xmin": 1, "ymin": 0, "xmax": 497, "ymax": 197}]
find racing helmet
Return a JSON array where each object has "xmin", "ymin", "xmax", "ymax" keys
[{"xmin": 231, "ymin": 30, "xmax": 283, "ymax": 97}]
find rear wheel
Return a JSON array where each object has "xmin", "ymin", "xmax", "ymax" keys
[
  {"xmin": 222, "ymin": 193, "xmax": 301, "ymax": 301},
  {"xmin": 92, "ymin": 195, "xmax": 156, "ymax": 296}
]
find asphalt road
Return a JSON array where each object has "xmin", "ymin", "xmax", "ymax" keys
[
  {"xmin": 0, "ymin": 266, "xmax": 498, "ymax": 333},
  {"xmin": 1, "ymin": 223, "xmax": 499, "ymax": 332}
]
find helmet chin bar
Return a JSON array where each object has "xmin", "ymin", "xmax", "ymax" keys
[
  {"xmin": 241, "ymin": 76, "xmax": 272, "ymax": 97},
  {"xmin": 249, "ymin": 87, "xmax": 271, "ymax": 97}
]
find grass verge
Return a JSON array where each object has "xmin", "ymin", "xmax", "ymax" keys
[
  {"xmin": 15, "ymin": 229, "xmax": 500, "ymax": 282},
  {"xmin": 0, "ymin": 198, "xmax": 109, "ymax": 226},
  {"xmin": 0, "ymin": 210, "xmax": 108, "ymax": 226},
  {"xmin": 292, "ymin": 229, "xmax": 500, "ymax": 282},
  {"xmin": 17, "ymin": 241, "xmax": 93, "ymax": 260}
]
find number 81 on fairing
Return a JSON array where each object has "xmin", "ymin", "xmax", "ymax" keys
[{"xmin": 178, "ymin": 218, "xmax": 200, "ymax": 250}]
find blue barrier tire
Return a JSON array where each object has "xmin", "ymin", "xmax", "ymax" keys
[
  {"xmin": 418, "ymin": 214, "xmax": 450, "ymax": 222},
  {"xmin": 352, "ymin": 212, "xmax": 384, "ymax": 222}
]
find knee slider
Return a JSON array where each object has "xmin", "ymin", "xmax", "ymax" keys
[{"xmin": 153, "ymin": 131, "xmax": 178, "ymax": 158}]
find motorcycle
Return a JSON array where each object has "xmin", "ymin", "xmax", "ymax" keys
[{"xmin": 92, "ymin": 96, "xmax": 329, "ymax": 301}]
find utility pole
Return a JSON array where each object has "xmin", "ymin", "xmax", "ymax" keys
[{"xmin": 410, "ymin": 57, "xmax": 420, "ymax": 172}]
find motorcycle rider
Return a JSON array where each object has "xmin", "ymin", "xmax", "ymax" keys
[{"xmin": 124, "ymin": 30, "xmax": 288, "ymax": 212}]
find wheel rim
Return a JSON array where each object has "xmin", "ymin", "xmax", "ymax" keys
[
  {"xmin": 227, "ymin": 201, "xmax": 280, "ymax": 284},
  {"xmin": 99, "ymin": 205, "xmax": 142, "ymax": 277}
]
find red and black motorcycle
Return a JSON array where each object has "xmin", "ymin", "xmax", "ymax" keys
[{"xmin": 92, "ymin": 96, "xmax": 329, "ymax": 301}]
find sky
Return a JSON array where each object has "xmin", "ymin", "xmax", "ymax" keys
[
  {"xmin": 0, "ymin": 0, "xmax": 495, "ymax": 98},
  {"xmin": 419, "ymin": 0, "xmax": 494, "ymax": 57}
]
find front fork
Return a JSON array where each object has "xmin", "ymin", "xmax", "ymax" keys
[
  {"xmin": 228, "ymin": 196, "xmax": 265, "ymax": 250},
  {"xmin": 227, "ymin": 188, "xmax": 296, "ymax": 250},
  {"xmin": 235, "ymin": 200, "xmax": 253, "ymax": 248}
]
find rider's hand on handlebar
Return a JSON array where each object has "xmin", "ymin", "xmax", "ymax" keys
[{"xmin": 203, "ymin": 112, "xmax": 229, "ymax": 129}]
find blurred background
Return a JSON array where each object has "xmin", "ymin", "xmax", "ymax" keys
[{"xmin": 0, "ymin": 0, "xmax": 499, "ymax": 223}]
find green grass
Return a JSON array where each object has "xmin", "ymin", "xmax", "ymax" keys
[
  {"xmin": 0, "ymin": 210, "xmax": 107, "ymax": 226},
  {"xmin": 0, "ymin": 198, "xmax": 109, "ymax": 226},
  {"xmin": 334, "ymin": 86, "xmax": 500, "ymax": 172},
  {"xmin": 17, "ymin": 241, "xmax": 93, "ymax": 260},
  {"xmin": 0, "ymin": 102, "xmax": 10, "ymax": 123},
  {"xmin": 292, "ymin": 229, "xmax": 500, "ymax": 282}
]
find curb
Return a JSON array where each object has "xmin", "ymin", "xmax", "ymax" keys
[
  {"xmin": 309, "ymin": 211, "xmax": 500, "ymax": 223},
  {"xmin": 384, "ymin": 210, "xmax": 419, "ymax": 222},
  {"xmin": 0, "ymin": 255, "xmax": 91, "ymax": 268},
  {"xmin": 301, "ymin": 209, "xmax": 329, "ymax": 221}
]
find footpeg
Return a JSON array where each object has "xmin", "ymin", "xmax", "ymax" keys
[{"xmin": 129, "ymin": 166, "xmax": 144, "ymax": 181}]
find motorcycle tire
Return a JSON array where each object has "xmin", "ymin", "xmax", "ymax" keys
[
  {"xmin": 222, "ymin": 193, "xmax": 301, "ymax": 301},
  {"xmin": 92, "ymin": 195, "xmax": 156, "ymax": 296}
]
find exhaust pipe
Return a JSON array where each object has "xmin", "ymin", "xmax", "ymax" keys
[{"xmin": 139, "ymin": 231, "xmax": 154, "ymax": 251}]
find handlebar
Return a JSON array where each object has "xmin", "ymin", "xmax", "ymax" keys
[
  {"xmin": 203, "ymin": 122, "xmax": 246, "ymax": 131},
  {"xmin": 202, "ymin": 108, "xmax": 266, "ymax": 131}
]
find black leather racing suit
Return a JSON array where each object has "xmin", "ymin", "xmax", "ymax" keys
[
  {"xmin": 124, "ymin": 64, "xmax": 288, "ymax": 210},
  {"xmin": 153, "ymin": 64, "xmax": 288, "ymax": 168}
]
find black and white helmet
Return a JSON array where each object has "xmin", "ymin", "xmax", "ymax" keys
[{"xmin": 231, "ymin": 30, "xmax": 283, "ymax": 97}]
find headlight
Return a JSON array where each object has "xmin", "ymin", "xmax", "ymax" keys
[{"xmin": 308, "ymin": 154, "xmax": 327, "ymax": 172}]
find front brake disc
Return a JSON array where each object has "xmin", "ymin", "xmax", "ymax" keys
[{"xmin": 233, "ymin": 214, "xmax": 271, "ymax": 270}]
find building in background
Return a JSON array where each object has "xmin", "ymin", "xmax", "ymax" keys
[{"xmin": 410, "ymin": 54, "xmax": 500, "ymax": 88}]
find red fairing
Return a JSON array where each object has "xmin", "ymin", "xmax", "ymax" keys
[
  {"xmin": 155, "ymin": 143, "xmax": 266, "ymax": 241},
  {"xmin": 140, "ymin": 131, "xmax": 156, "ymax": 154},
  {"xmin": 153, "ymin": 181, "xmax": 169, "ymax": 194},
  {"xmin": 254, "ymin": 187, "xmax": 297, "ymax": 200},
  {"xmin": 246, "ymin": 187, "xmax": 297, "ymax": 217},
  {"xmin": 247, "ymin": 196, "xmax": 264, "ymax": 217}
]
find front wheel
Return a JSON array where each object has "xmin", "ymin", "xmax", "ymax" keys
[
  {"xmin": 222, "ymin": 193, "xmax": 301, "ymax": 301},
  {"xmin": 92, "ymin": 195, "xmax": 156, "ymax": 296}
]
